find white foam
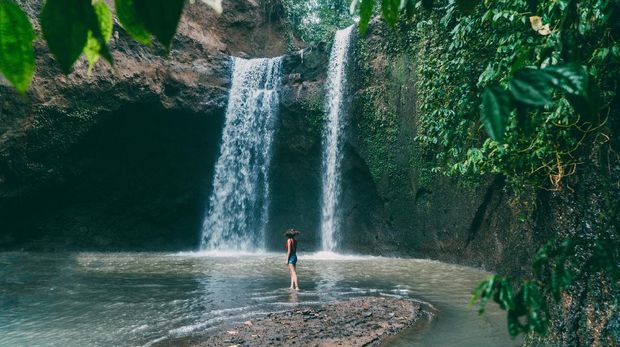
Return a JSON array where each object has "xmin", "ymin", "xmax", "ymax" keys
[
  {"xmin": 129, "ymin": 324, "xmax": 149, "ymax": 334},
  {"xmin": 303, "ymin": 251, "xmax": 378, "ymax": 260},
  {"xmin": 172, "ymin": 250, "xmax": 277, "ymax": 258},
  {"xmin": 168, "ymin": 311, "xmax": 265, "ymax": 336},
  {"xmin": 142, "ymin": 336, "xmax": 166, "ymax": 347},
  {"xmin": 170, "ymin": 250, "xmax": 462, "ymax": 266},
  {"xmin": 209, "ymin": 305, "xmax": 256, "ymax": 316}
]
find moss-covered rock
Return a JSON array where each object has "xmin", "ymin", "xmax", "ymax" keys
[
  {"xmin": 342, "ymin": 20, "xmax": 538, "ymax": 268},
  {"xmin": 349, "ymin": 17, "xmax": 619, "ymax": 347}
]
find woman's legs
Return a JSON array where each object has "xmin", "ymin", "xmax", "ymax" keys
[
  {"xmin": 288, "ymin": 264, "xmax": 295, "ymax": 289},
  {"xmin": 288, "ymin": 264, "xmax": 299, "ymax": 290}
]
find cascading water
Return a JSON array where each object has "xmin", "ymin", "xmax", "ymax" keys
[
  {"xmin": 319, "ymin": 26, "xmax": 354, "ymax": 252},
  {"xmin": 200, "ymin": 57, "xmax": 283, "ymax": 252}
]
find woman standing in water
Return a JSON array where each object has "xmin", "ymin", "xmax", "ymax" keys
[{"xmin": 285, "ymin": 229, "xmax": 300, "ymax": 290}]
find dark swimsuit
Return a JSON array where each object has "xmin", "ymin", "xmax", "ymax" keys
[{"xmin": 287, "ymin": 238, "xmax": 297, "ymax": 265}]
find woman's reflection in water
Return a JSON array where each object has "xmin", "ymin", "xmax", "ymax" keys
[{"xmin": 289, "ymin": 288, "xmax": 298, "ymax": 304}]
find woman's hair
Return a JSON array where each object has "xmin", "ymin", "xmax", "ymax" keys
[{"xmin": 284, "ymin": 228, "xmax": 300, "ymax": 238}]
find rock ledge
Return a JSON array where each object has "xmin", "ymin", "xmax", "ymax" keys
[{"xmin": 158, "ymin": 296, "xmax": 427, "ymax": 347}]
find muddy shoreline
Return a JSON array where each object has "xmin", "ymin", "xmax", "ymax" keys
[{"xmin": 155, "ymin": 296, "xmax": 428, "ymax": 347}]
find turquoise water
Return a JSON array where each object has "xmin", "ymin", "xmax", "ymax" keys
[{"xmin": 0, "ymin": 252, "xmax": 520, "ymax": 347}]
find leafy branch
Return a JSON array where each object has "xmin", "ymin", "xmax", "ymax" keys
[
  {"xmin": 0, "ymin": 0, "xmax": 222, "ymax": 93},
  {"xmin": 470, "ymin": 276, "xmax": 550, "ymax": 337},
  {"xmin": 0, "ymin": 0, "xmax": 36, "ymax": 92},
  {"xmin": 470, "ymin": 229, "xmax": 620, "ymax": 338},
  {"xmin": 480, "ymin": 64, "xmax": 598, "ymax": 144},
  {"xmin": 350, "ymin": 0, "xmax": 600, "ymax": 144}
]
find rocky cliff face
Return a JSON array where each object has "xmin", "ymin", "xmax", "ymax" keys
[
  {"xmin": 0, "ymin": 0, "xmax": 387, "ymax": 253},
  {"xmin": 0, "ymin": 2, "xmax": 536, "ymax": 259},
  {"xmin": 348, "ymin": 20, "xmax": 619, "ymax": 347},
  {"xmin": 0, "ymin": 0, "xmax": 305, "ymax": 250},
  {"xmin": 525, "ymin": 157, "xmax": 620, "ymax": 347},
  {"xmin": 342, "ymin": 21, "xmax": 539, "ymax": 271}
]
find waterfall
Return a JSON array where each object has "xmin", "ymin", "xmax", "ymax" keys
[
  {"xmin": 200, "ymin": 57, "xmax": 283, "ymax": 252},
  {"xmin": 319, "ymin": 26, "xmax": 354, "ymax": 252}
]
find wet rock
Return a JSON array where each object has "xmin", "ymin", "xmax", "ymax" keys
[{"xmin": 168, "ymin": 297, "xmax": 427, "ymax": 347}]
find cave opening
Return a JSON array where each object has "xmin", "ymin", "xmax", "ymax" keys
[{"xmin": 1, "ymin": 103, "xmax": 225, "ymax": 251}]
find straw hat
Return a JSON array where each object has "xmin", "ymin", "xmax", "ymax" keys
[{"xmin": 284, "ymin": 228, "xmax": 301, "ymax": 237}]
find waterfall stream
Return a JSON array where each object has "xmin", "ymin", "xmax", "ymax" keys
[
  {"xmin": 200, "ymin": 57, "xmax": 283, "ymax": 252},
  {"xmin": 319, "ymin": 26, "xmax": 354, "ymax": 252}
]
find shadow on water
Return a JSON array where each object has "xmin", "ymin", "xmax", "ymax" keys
[{"xmin": 0, "ymin": 252, "xmax": 521, "ymax": 347}]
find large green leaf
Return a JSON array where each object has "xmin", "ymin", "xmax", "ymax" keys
[
  {"xmin": 497, "ymin": 279, "xmax": 515, "ymax": 311},
  {"xmin": 381, "ymin": 0, "xmax": 400, "ymax": 27},
  {"xmin": 508, "ymin": 68, "xmax": 553, "ymax": 106},
  {"xmin": 544, "ymin": 65, "xmax": 599, "ymax": 118},
  {"xmin": 543, "ymin": 65, "xmax": 587, "ymax": 95},
  {"xmin": 509, "ymin": 65, "xmax": 599, "ymax": 119},
  {"xmin": 134, "ymin": 0, "xmax": 185, "ymax": 49},
  {"xmin": 470, "ymin": 275, "xmax": 500, "ymax": 314},
  {"xmin": 524, "ymin": 283, "xmax": 549, "ymax": 334},
  {"xmin": 0, "ymin": 0, "xmax": 35, "ymax": 92},
  {"xmin": 84, "ymin": 0, "xmax": 114, "ymax": 72},
  {"xmin": 41, "ymin": 0, "xmax": 109, "ymax": 73},
  {"xmin": 115, "ymin": 0, "xmax": 151, "ymax": 44},
  {"xmin": 481, "ymin": 85, "xmax": 512, "ymax": 142},
  {"xmin": 358, "ymin": 0, "xmax": 375, "ymax": 36}
]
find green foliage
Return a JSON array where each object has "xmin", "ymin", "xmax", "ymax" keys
[
  {"xmin": 131, "ymin": 0, "xmax": 185, "ymax": 49},
  {"xmin": 381, "ymin": 0, "xmax": 619, "ymax": 191},
  {"xmin": 480, "ymin": 64, "xmax": 596, "ymax": 142},
  {"xmin": 454, "ymin": 0, "xmax": 478, "ymax": 15},
  {"xmin": 0, "ymin": 0, "xmax": 35, "ymax": 93},
  {"xmin": 470, "ymin": 276, "xmax": 550, "ymax": 337},
  {"xmin": 357, "ymin": 0, "xmax": 374, "ymax": 35},
  {"xmin": 354, "ymin": 0, "xmax": 482, "ymax": 35},
  {"xmin": 282, "ymin": 0, "xmax": 352, "ymax": 45},
  {"xmin": 298, "ymin": 90, "xmax": 327, "ymax": 137},
  {"xmin": 1, "ymin": 0, "xmax": 227, "ymax": 92},
  {"xmin": 534, "ymin": 231, "xmax": 620, "ymax": 300},
  {"xmin": 471, "ymin": 223, "xmax": 619, "ymax": 338},
  {"xmin": 533, "ymin": 237, "xmax": 579, "ymax": 301},
  {"xmin": 352, "ymin": 30, "xmax": 415, "ymax": 185},
  {"xmin": 365, "ymin": 0, "xmax": 620, "ymax": 340},
  {"xmin": 481, "ymin": 85, "xmax": 512, "ymax": 142},
  {"xmin": 380, "ymin": 0, "xmax": 401, "ymax": 27},
  {"xmin": 114, "ymin": 0, "xmax": 151, "ymax": 44},
  {"xmin": 471, "ymin": 196, "xmax": 620, "ymax": 339},
  {"xmin": 40, "ymin": 0, "xmax": 113, "ymax": 74},
  {"xmin": 470, "ymin": 275, "xmax": 515, "ymax": 314},
  {"xmin": 84, "ymin": 0, "xmax": 114, "ymax": 72}
]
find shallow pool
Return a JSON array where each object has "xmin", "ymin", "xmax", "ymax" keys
[{"xmin": 0, "ymin": 252, "xmax": 521, "ymax": 346}]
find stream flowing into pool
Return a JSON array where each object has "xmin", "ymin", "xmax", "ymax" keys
[{"xmin": 0, "ymin": 252, "xmax": 520, "ymax": 347}]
